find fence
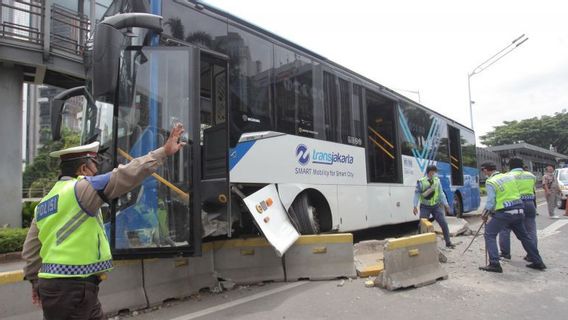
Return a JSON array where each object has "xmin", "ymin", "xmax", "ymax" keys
[{"xmin": 0, "ymin": 0, "xmax": 90, "ymax": 57}]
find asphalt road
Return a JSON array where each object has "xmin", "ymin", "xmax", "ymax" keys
[{"xmin": 123, "ymin": 201, "xmax": 568, "ymax": 320}]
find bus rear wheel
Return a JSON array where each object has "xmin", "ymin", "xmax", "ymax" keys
[
  {"xmin": 289, "ymin": 192, "xmax": 320, "ymax": 234},
  {"xmin": 453, "ymin": 193, "xmax": 463, "ymax": 218}
]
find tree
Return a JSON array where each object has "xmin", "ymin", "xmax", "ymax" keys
[
  {"xmin": 23, "ymin": 128, "xmax": 81, "ymax": 198},
  {"xmin": 480, "ymin": 110, "xmax": 568, "ymax": 154}
]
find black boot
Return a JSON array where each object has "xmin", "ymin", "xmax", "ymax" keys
[
  {"xmin": 526, "ymin": 262, "xmax": 547, "ymax": 270},
  {"xmin": 479, "ymin": 263, "xmax": 503, "ymax": 273},
  {"xmin": 500, "ymin": 253, "xmax": 511, "ymax": 260}
]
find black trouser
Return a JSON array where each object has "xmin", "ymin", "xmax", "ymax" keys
[{"xmin": 38, "ymin": 276, "xmax": 104, "ymax": 320}]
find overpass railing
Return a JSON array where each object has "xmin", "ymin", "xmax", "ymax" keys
[{"xmin": 0, "ymin": 0, "xmax": 90, "ymax": 57}]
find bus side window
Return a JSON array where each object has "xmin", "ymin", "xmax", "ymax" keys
[
  {"xmin": 323, "ymin": 71, "xmax": 338, "ymax": 141},
  {"xmin": 448, "ymin": 125, "xmax": 464, "ymax": 186},
  {"xmin": 366, "ymin": 90, "xmax": 399, "ymax": 183}
]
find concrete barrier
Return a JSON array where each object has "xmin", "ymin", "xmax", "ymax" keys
[
  {"xmin": 0, "ymin": 270, "xmax": 42, "ymax": 320},
  {"xmin": 284, "ymin": 234, "xmax": 356, "ymax": 281},
  {"xmin": 187, "ymin": 243, "xmax": 217, "ymax": 293},
  {"xmin": 433, "ymin": 216, "xmax": 470, "ymax": 236},
  {"xmin": 419, "ymin": 218, "xmax": 434, "ymax": 234},
  {"xmin": 376, "ymin": 233, "xmax": 448, "ymax": 290},
  {"xmin": 99, "ymin": 260, "xmax": 147, "ymax": 314},
  {"xmin": 354, "ymin": 240, "xmax": 385, "ymax": 277},
  {"xmin": 143, "ymin": 243, "xmax": 216, "ymax": 306},
  {"xmin": 213, "ymin": 237, "xmax": 284, "ymax": 284}
]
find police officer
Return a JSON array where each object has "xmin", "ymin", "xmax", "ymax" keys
[
  {"xmin": 21, "ymin": 124, "xmax": 186, "ymax": 320},
  {"xmin": 498, "ymin": 158, "xmax": 539, "ymax": 260},
  {"xmin": 479, "ymin": 162, "xmax": 546, "ymax": 273},
  {"xmin": 413, "ymin": 165, "xmax": 455, "ymax": 248}
]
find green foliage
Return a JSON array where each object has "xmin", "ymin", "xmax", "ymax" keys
[
  {"xmin": 0, "ymin": 228, "xmax": 29, "ymax": 254},
  {"xmin": 480, "ymin": 111, "xmax": 568, "ymax": 154},
  {"xmin": 23, "ymin": 128, "xmax": 81, "ymax": 196},
  {"xmin": 21, "ymin": 201, "xmax": 39, "ymax": 228}
]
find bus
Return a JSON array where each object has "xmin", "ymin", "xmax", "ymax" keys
[{"xmin": 51, "ymin": 0, "xmax": 479, "ymax": 258}]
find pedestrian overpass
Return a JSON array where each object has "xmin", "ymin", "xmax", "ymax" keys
[{"xmin": 0, "ymin": 0, "xmax": 93, "ymax": 227}]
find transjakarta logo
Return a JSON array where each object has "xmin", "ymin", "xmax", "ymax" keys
[
  {"xmin": 296, "ymin": 144, "xmax": 310, "ymax": 166},
  {"xmin": 296, "ymin": 144, "xmax": 354, "ymax": 166}
]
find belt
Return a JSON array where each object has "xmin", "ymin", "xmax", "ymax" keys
[
  {"xmin": 55, "ymin": 274, "xmax": 102, "ymax": 285},
  {"xmin": 503, "ymin": 209, "xmax": 524, "ymax": 215}
]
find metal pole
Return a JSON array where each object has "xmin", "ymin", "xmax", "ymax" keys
[
  {"xmin": 468, "ymin": 73, "xmax": 473, "ymax": 129},
  {"xmin": 466, "ymin": 34, "xmax": 528, "ymax": 131},
  {"xmin": 90, "ymin": 0, "xmax": 96, "ymax": 33}
]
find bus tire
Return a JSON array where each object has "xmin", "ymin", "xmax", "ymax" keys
[
  {"xmin": 290, "ymin": 192, "xmax": 319, "ymax": 234},
  {"xmin": 453, "ymin": 192, "xmax": 463, "ymax": 218},
  {"xmin": 289, "ymin": 191, "xmax": 332, "ymax": 234}
]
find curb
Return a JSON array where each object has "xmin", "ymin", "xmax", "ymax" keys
[{"xmin": 0, "ymin": 252, "xmax": 22, "ymax": 263}]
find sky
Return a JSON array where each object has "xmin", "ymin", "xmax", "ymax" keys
[{"xmin": 203, "ymin": 0, "xmax": 568, "ymax": 145}]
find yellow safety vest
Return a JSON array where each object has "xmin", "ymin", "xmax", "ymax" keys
[
  {"xmin": 419, "ymin": 176, "xmax": 441, "ymax": 206},
  {"xmin": 508, "ymin": 170, "xmax": 536, "ymax": 201},
  {"xmin": 35, "ymin": 178, "xmax": 112, "ymax": 278},
  {"xmin": 486, "ymin": 173, "xmax": 523, "ymax": 211}
]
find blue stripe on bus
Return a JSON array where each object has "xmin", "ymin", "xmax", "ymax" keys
[{"xmin": 229, "ymin": 141, "xmax": 256, "ymax": 171}]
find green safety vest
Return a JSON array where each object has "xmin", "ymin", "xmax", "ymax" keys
[
  {"xmin": 419, "ymin": 176, "xmax": 441, "ymax": 206},
  {"xmin": 508, "ymin": 170, "xmax": 536, "ymax": 201},
  {"xmin": 486, "ymin": 173, "xmax": 523, "ymax": 211},
  {"xmin": 35, "ymin": 178, "xmax": 113, "ymax": 278}
]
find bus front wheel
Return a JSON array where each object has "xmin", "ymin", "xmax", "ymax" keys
[
  {"xmin": 453, "ymin": 193, "xmax": 463, "ymax": 218},
  {"xmin": 289, "ymin": 191, "xmax": 331, "ymax": 234}
]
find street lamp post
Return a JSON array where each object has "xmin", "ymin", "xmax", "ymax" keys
[{"xmin": 467, "ymin": 34, "xmax": 529, "ymax": 130}]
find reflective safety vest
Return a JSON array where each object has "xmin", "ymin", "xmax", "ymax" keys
[
  {"xmin": 508, "ymin": 170, "xmax": 536, "ymax": 201},
  {"xmin": 486, "ymin": 172, "xmax": 523, "ymax": 211},
  {"xmin": 419, "ymin": 176, "xmax": 441, "ymax": 206},
  {"xmin": 35, "ymin": 178, "xmax": 112, "ymax": 278}
]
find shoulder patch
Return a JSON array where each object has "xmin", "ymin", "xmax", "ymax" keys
[
  {"xmin": 36, "ymin": 195, "xmax": 59, "ymax": 222},
  {"xmin": 85, "ymin": 172, "xmax": 111, "ymax": 191}
]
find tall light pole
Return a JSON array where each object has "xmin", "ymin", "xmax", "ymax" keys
[{"xmin": 468, "ymin": 34, "xmax": 529, "ymax": 130}]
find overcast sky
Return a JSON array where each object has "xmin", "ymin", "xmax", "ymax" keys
[{"xmin": 204, "ymin": 0, "xmax": 568, "ymax": 146}]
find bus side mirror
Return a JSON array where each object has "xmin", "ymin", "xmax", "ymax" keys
[
  {"xmin": 92, "ymin": 23, "xmax": 124, "ymax": 102},
  {"xmin": 92, "ymin": 13, "xmax": 163, "ymax": 101},
  {"xmin": 51, "ymin": 86, "xmax": 87, "ymax": 141}
]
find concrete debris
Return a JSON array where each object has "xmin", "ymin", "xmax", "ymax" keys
[
  {"xmin": 364, "ymin": 279, "xmax": 376, "ymax": 288},
  {"xmin": 202, "ymin": 211, "xmax": 229, "ymax": 237},
  {"xmin": 337, "ymin": 279, "xmax": 345, "ymax": 287},
  {"xmin": 354, "ymin": 240, "xmax": 385, "ymax": 277},
  {"xmin": 220, "ymin": 280, "xmax": 236, "ymax": 291},
  {"xmin": 439, "ymin": 251, "xmax": 448, "ymax": 263},
  {"xmin": 210, "ymin": 282, "xmax": 223, "ymax": 294},
  {"xmin": 433, "ymin": 217, "xmax": 470, "ymax": 236}
]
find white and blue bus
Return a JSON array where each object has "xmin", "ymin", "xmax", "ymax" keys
[{"xmin": 51, "ymin": 0, "xmax": 479, "ymax": 257}]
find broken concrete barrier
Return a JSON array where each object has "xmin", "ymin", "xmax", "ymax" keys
[{"xmin": 376, "ymin": 233, "xmax": 448, "ymax": 290}]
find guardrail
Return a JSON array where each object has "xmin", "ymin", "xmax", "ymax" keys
[
  {"xmin": 0, "ymin": 0, "xmax": 44, "ymax": 44},
  {"xmin": 0, "ymin": 0, "xmax": 90, "ymax": 57}
]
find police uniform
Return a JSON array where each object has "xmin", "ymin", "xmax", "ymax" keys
[
  {"xmin": 498, "ymin": 168, "xmax": 538, "ymax": 259},
  {"xmin": 414, "ymin": 175, "xmax": 453, "ymax": 247},
  {"xmin": 481, "ymin": 171, "xmax": 545, "ymax": 272},
  {"xmin": 22, "ymin": 142, "xmax": 168, "ymax": 319},
  {"xmin": 542, "ymin": 170, "xmax": 559, "ymax": 218}
]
